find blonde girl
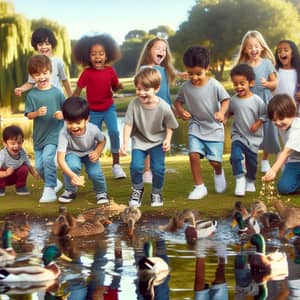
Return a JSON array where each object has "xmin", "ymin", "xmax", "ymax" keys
[{"xmin": 235, "ymin": 30, "xmax": 279, "ymax": 173}]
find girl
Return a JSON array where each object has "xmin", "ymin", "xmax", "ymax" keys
[
  {"xmin": 235, "ymin": 30, "xmax": 279, "ymax": 173},
  {"xmin": 73, "ymin": 34, "xmax": 126, "ymax": 179},
  {"xmin": 136, "ymin": 37, "xmax": 184, "ymax": 183},
  {"xmin": 274, "ymin": 40, "xmax": 300, "ymax": 115}
]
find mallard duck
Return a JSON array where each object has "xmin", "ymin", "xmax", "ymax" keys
[
  {"xmin": 121, "ymin": 206, "xmax": 141, "ymax": 237},
  {"xmin": 232, "ymin": 212, "xmax": 260, "ymax": 237},
  {"xmin": 183, "ymin": 209, "xmax": 217, "ymax": 240},
  {"xmin": 137, "ymin": 241, "xmax": 169, "ymax": 284},
  {"xmin": 0, "ymin": 245, "xmax": 71, "ymax": 283},
  {"xmin": 273, "ymin": 199, "xmax": 300, "ymax": 237},
  {"xmin": 0, "ymin": 222, "xmax": 16, "ymax": 267}
]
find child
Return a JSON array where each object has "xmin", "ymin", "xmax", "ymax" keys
[
  {"xmin": 25, "ymin": 54, "xmax": 65, "ymax": 203},
  {"xmin": 15, "ymin": 27, "xmax": 72, "ymax": 97},
  {"xmin": 228, "ymin": 64, "xmax": 267, "ymax": 196},
  {"xmin": 262, "ymin": 94, "xmax": 300, "ymax": 195},
  {"xmin": 120, "ymin": 67, "xmax": 178, "ymax": 207},
  {"xmin": 0, "ymin": 125, "xmax": 39, "ymax": 196},
  {"xmin": 57, "ymin": 96, "xmax": 108, "ymax": 204},
  {"xmin": 175, "ymin": 46, "xmax": 230, "ymax": 200},
  {"xmin": 235, "ymin": 30, "xmax": 279, "ymax": 173},
  {"xmin": 136, "ymin": 37, "xmax": 179, "ymax": 183},
  {"xmin": 73, "ymin": 34, "xmax": 126, "ymax": 180},
  {"xmin": 274, "ymin": 40, "xmax": 300, "ymax": 115}
]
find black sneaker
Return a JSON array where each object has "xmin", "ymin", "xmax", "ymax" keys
[
  {"xmin": 16, "ymin": 186, "xmax": 30, "ymax": 196},
  {"xmin": 58, "ymin": 190, "xmax": 77, "ymax": 203},
  {"xmin": 0, "ymin": 188, "xmax": 5, "ymax": 197},
  {"xmin": 129, "ymin": 188, "xmax": 144, "ymax": 207},
  {"xmin": 96, "ymin": 192, "xmax": 109, "ymax": 204},
  {"xmin": 151, "ymin": 193, "xmax": 163, "ymax": 207}
]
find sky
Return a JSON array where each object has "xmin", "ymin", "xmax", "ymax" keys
[{"xmin": 12, "ymin": 0, "xmax": 196, "ymax": 44}]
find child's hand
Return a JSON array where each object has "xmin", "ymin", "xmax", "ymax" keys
[
  {"xmin": 180, "ymin": 110, "xmax": 192, "ymax": 120},
  {"xmin": 89, "ymin": 150, "xmax": 101, "ymax": 162},
  {"xmin": 215, "ymin": 111, "xmax": 225, "ymax": 123},
  {"xmin": 70, "ymin": 174, "xmax": 85, "ymax": 186},
  {"xmin": 119, "ymin": 145, "xmax": 128, "ymax": 156},
  {"xmin": 162, "ymin": 140, "xmax": 170, "ymax": 152},
  {"xmin": 260, "ymin": 77, "xmax": 269, "ymax": 88},
  {"xmin": 53, "ymin": 111, "xmax": 63, "ymax": 120},
  {"xmin": 14, "ymin": 87, "xmax": 23, "ymax": 96},
  {"xmin": 6, "ymin": 167, "xmax": 14, "ymax": 177},
  {"xmin": 262, "ymin": 169, "xmax": 276, "ymax": 181},
  {"xmin": 37, "ymin": 106, "xmax": 47, "ymax": 116}
]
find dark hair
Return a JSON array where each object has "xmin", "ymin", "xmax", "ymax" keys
[
  {"xmin": 73, "ymin": 34, "xmax": 120, "ymax": 67},
  {"xmin": 275, "ymin": 40, "xmax": 300, "ymax": 85},
  {"xmin": 183, "ymin": 46, "xmax": 210, "ymax": 68},
  {"xmin": 267, "ymin": 94, "xmax": 297, "ymax": 120},
  {"xmin": 31, "ymin": 27, "xmax": 57, "ymax": 50},
  {"xmin": 62, "ymin": 96, "xmax": 89, "ymax": 121},
  {"xmin": 230, "ymin": 64, "xmax": 256, "ymax": 82},
  {"xmin": 27, "ymin": 54, "xmax": 52, "ymax": 75},
  {"xmin": 2, "ymin": 125, "xmax": 24, "ymax": 142}
]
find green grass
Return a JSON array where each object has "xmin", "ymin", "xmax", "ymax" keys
[{"xmin": 0, "ymin": 154, "xmax": 296, "ymax": 219}]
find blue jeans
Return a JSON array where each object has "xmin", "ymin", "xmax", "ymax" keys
[
  {"xmin": 34, "ymin": 144, "xmax": 57, "ymax": 188},
  {"xmin": 230, "ymin": 140, "xmax": 257, "ymax": 181},
  {"xmin": 89, "ymin": 105, "xmax": 120, "ymax": 153},
  {"xmin": 64, "ymin": 153, "xmax": 107, "ymax": 193},
  {"xmin": 277, "ymin": 162, "xmax": 300, "ymax": 194},
  {"xmin": 130, "ymin": 145, "xmax": 165, "ymax": 193}
]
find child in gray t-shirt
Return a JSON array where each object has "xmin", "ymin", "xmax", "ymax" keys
[
  {"xmin": 228, "ymin": 64, "xmax": 266, "ymax": 197},
  {"xmin": 175, "ymin": 46, "xmax": 230, "ymax": 200},
  {"xmin": 120, "ymin": 67, "xmax": 178, "ymax": 207},
  {"xmin": 57, "ymin": 96, "xmax": 108, "ymax": 204}
]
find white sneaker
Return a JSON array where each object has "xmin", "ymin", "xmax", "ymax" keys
[
  {"xmin": 188, "ymin": 184, "xmax": 208, "ymax": 200},
  {"xmin": 112, "ymin": 164, "xmax": 126, "ymax": 179},
  {"xmin": 246, "ymin": 179, "xmax": 256, "ymax": 192},
  {"xmin": 143, "ymin": 170, "xmax": 152, "ymax": 184},
  {"xmin": 235, "ymin": 176, "xmax": 246, "ymax": 197},
  {"xmin": 261, "ymin": 160, "xmax": 271, "ymax": 173},
  {"xmin": 96, "ymin": 192, "xmax": 109, "ymax": 204},
  {"xmin": 54, "ymin": 179, "xmax": 63, "ymax": 193},
  {"xmin": 39, "ymin": 187, "xmax": 57, "ymax": 203},
  {"xmin": 214, "ymin": 169, "xmax": 226, "ymax": 193}
]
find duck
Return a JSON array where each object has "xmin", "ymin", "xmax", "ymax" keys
[
  {"xmin": 232, "ymin": 211, "xmax": 260, "ymax": 238},
  {"xmin": 137, "ymin": 241, "xmax": 169, "ymax": 285},
  {"xmin": 0, "ymin": 245, "xmax": 71, "ymax": 283},
  {"xmin": 183, "ymin": 209, "xmax": 217, "ymax": 244},
  {"xmin": 272, "ymin": 199, "xmax": 300, "ymax": 237},
  {"xmin": 121, "ymin": 206, "xmax": 141, "ymax": 237},
  {"xmin": 0, "ymin": 222, "xmax": 16, "ymax": 267}
]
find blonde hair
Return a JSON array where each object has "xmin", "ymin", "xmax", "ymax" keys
[
  {"xmin": 136, "ymin": 37, "xmax": 176, "ymax": 83},
  {"xmin": 134, "ymin": 67, "xmax": 161, "ymax": 89},
  {"xmin": 235, "ymin": 30, "xmax": 275, "ymax": 65}
]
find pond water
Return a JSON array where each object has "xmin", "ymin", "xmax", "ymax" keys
[{"xmin": 0, "ymin": 216, "xmax": 298, "ymax": 300}]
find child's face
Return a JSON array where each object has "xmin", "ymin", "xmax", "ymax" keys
[
  {"xmin": 135, "ymin": 83, "xmax": 159, "ymax": 105},
  {"xmin": 66, "ymin": 119, "xmax": 88, "ymax": 137},
  {"xmin": 272, "ymin": 115, "xmax": 294, "ymax": 131},
  {"xmin": 31, "ymin": 68, "xmax": 51, "ymax": 90},
  {"xmin": 90, "ymin": 44, "xmax": 107, "ymax": 70},
  {"xmin": 277, "ymin": 42, "xmax": 293, "ymax": 68},
  {"xmin": 186, "ymin": 66, "xmax": 208, "ymax": 86},
  {"xmin": 150, "ymin": 41, "xmax": 167, "ymax": 66},
  {"xmin": 4, "ymin": 136, "xmax": 23, "ymax": 158},
  {"xmin": 231, "ymin": 74, "xmax": 254, "ymax": 98},
  {"xmin": 36, "ymin": 39, "xmax": 53, "ymax": 57},
  {"xmin": 244, "ymin": 37, "xmax": 263, "ymax": 62}
]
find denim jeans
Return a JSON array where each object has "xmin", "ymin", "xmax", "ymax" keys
[
  {"xmin": 277, "ymin": 162, "xmax": 300, "ymax": 194},
  {"xmin": 89, "ymin": 105, "xmax": 120, "ymax": 153},
  {"xmin": 64, "ymin": 153, "xmax": 107, "ymax": 194},
  {"xmin": 34, "ymin": 144, "xmax": 57, "ymax": 188},
  {"xmin": 130, "ymin": 145, "xmax": 165, "ymax": 193},
  {"xmin": 230, "ymin": 140, "xmax": 257, "ymax": 181}
]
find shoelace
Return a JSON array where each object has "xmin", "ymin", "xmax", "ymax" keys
[
  {"xmin": 97, "ymin": 193, "xmax": 107, "ymax": 199},
  {"xmin": 131, "ymin": 189, "xmax": 142, "ymax": 201},
  {"xmin": 151, "ymin": 193, "xmax": 161, "ymax": 202}
]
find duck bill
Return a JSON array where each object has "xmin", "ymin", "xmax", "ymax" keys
[
  {"xmin": 12, "ymin": 234, "xmax": 21, "ymax": 241},
  {"xmin": 231, "ymin": 219, "xmax": 238, "ymax": 228},
  {"xmin": 60, "ymin": 253, "xmax": 72, "ymax": 262},
  {"xmin": 285, "ymin": 231, "xmax": 295, "ymax": 240}
]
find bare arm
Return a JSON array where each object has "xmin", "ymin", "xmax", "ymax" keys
[
  {"xmin": 162, "ymin": 128, "xmax": 173, "ymax": 152},
  {"xmin": 14, "ymin": 82, "xmax": 34, "ymax": 96},
  {"xmin": 175, "ymin": 100, "xmax": 191, "ymax": 120},
  {"xmin": 260, "ymin": 72, "xmax": 277, "ymax": 91},
  {"xmin": 215, "ymin": 98, "xmax": 230, "ymax": 123},
  {"xmin": 73, "ymin": 86, "xmax": 82, "ymax": 97},
  {"xmin": 28, "ymin": 166, "xmax": 39, "ymax": 179},
  {"xmin": 26, "ymin": 106, "xmax": 48, "ymax": 120},
  {"xmin": 62, "ymin": 79, "xmax": 73, "ymax": 98},
  {"xmin": 120, "ymin": 123, "xmax": 132, "ymax": 155},
  {"xmin": 89, "ymin": 138, "xmax": 106, "ymax": 162}
]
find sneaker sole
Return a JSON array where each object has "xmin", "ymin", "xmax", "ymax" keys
[
  {"xmin": 151, "ymin": 202, "xmax": 163, "ymax": 207},
  {"xmin": 129, "ymin": 201, "xmax": 141, "ymax": 208},
  {"xmin": 188, "ymin": 192, "xmax": 208, "ymax": 200},
  {"xmin": 97, "ymin": 199, "xmax": 109, "ymax": 205},
  {"xmin": 16, "ymin": 192, "xmax": 31, "ymax": 196},
  {"xmin": 58, "ymin": 198, "xmax": 73, "ymax": 203},
  {"xmin": 114, "ymin": 175, "xmax": 126, "ymax": 179},
  {"xmin": 39, "ymin": 198, "xmax": 57, "ymax": 203}
]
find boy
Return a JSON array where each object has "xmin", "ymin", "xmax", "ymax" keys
[
  {"xmin": 120, "ymin": 67, "xmax": 178, "ymax": 207},
  {"xmin": 175, "ymin": 46, "xmax": 230, "ymax": 200},
  {"xmin": 262, "ymin": 94, "xmax": 300, "ymax": 194},
  {"xmin": 15, "ymin": 27, "xmax": 72, "ymax": 97},
  {"xmin": 57, "ymin": 96, "xmax": 109, "ymax": 204},
  {"xmin": 0, "ymin": 125, "xmax": 39, "ymax": 196},
  {"xmin": 229, "ymin": 64, "xmax": 266, "ymax": 196},
  {"xmin": 25, "ymin": 54, "xmax": 65, "ymax": 203}
]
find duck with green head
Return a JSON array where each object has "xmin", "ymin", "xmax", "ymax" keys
[
  {"xmin": 0, "ymin": 222, "xmax": 17, "ymax": 267},
  {"xmin": 0, "ymin": 245, "xmax": 71, "ymax": 283},
  {"xmin": 232, "ymin": 211, "xmax": 260, "ymax": 237}
]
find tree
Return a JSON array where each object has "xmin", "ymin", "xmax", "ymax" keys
[
  {"xmin": 148, "ymin": 25, "xmax": 175, "ymax": 39},
  {"xmin": 169, "ymin": 0, "xmax": 300, "ymax": 80},
  {"xmin": 124, "ymin": 30, "xmax": 147, "ymax": 41}
]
